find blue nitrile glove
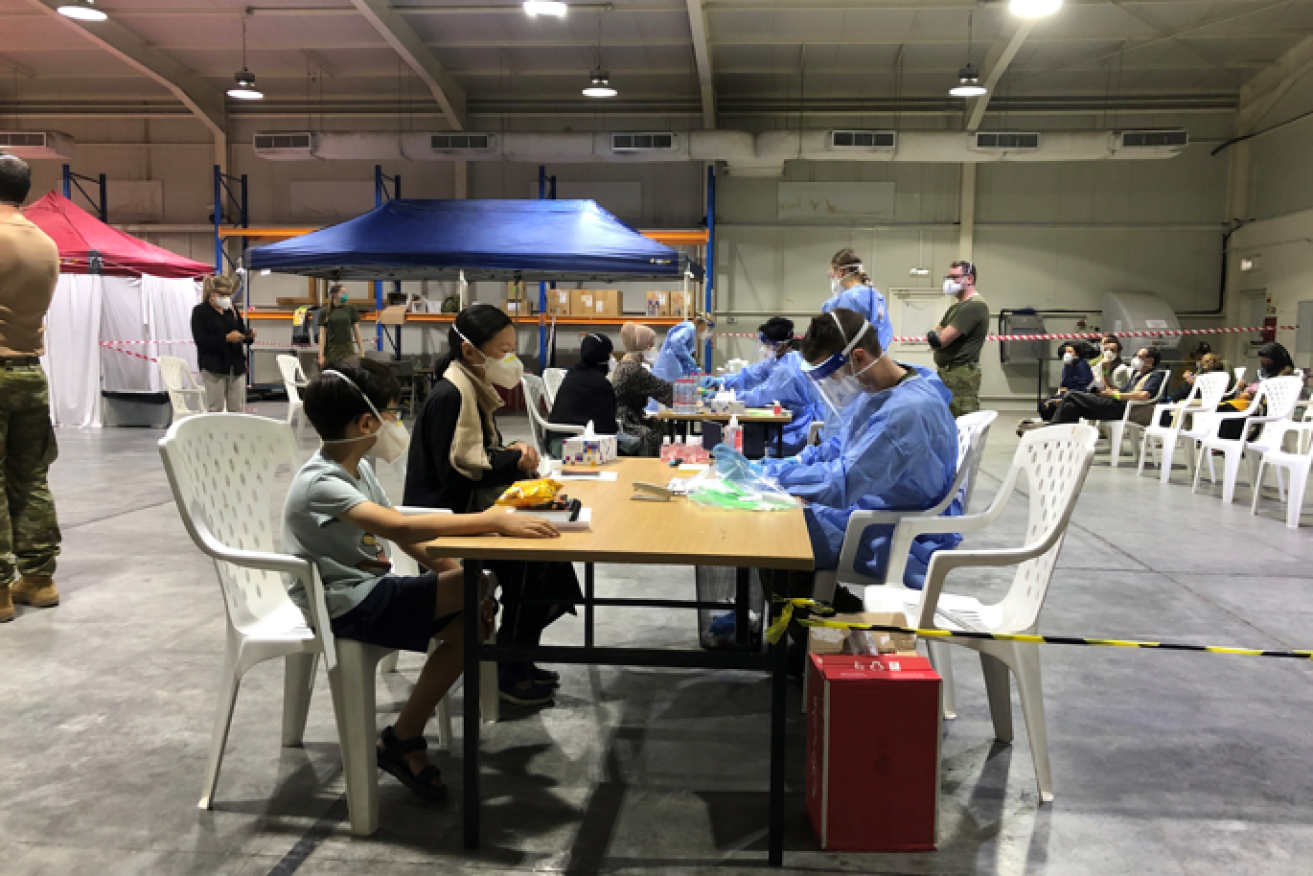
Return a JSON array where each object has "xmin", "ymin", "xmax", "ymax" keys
[
  {"xmin": 700, "ymin": 376, "xmax": 723, "ymax": 390},
  {"xmin": 713, "ymin": 444, "xmax": 763, "ymax": 483}
]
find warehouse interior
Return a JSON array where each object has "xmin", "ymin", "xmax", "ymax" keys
[{"xmin": 3, "ymin": 0, "xmax": 1313, "ymax": 873}]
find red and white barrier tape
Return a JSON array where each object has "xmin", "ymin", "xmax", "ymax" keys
[
  {"xmin": 715, "ymin": 325, "xmax": 1297, "ymax": 343},
  {"xmin": 98, "ymin": 339, "xmax": 314, "ymax": 348}
]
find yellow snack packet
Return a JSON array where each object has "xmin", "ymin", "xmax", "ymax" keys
[{"xmin": 494, "ymin": 478, "xmax": 565, "ymax": 508}]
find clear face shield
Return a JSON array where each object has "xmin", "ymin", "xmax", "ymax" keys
[{"xmin": 802, "ymin": 313, "xmax": 879, "ymax": 418}]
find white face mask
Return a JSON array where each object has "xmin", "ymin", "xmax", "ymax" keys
[
  {"xmin": 1131, "ymin": 357, "xmax": 1145, "ymax": 371},
  {"xmin": 319, "ymin": 370, "xmax": 410, "ymax": 465},
  {"xmin": 1063, "ymin": 353, "xmax": 1077, "ymax": 365},
  {"xmin": 756, "ymin": 343, "xmax": 775, "ymax": 362},
  {"xmin": 943, "ymin": 279, "xmax": 964, "ymax": 296},
  {"xmin": 456, "ymin": 325, "xmax": 525, "ymax": 389},
  {"xmin": 828, "ymin": 276, "xmax": 843, "ymax": 296},
  {"xmin": 698, "ymin": 331, "xmax": 710, "ymax": 345},
  {"xmin": 826, "ymin": 353, "xmax": 881, "ymax": 411},
  {"xmin": 214, "ymin": 296, "xmax": 233, "ymax": 310},
  {"xmin": 1103, "ymin": 349, "xmax": 1117, "ymax": 362},
  {"xmin": 642, "ymin": 349, "xmax": 659, "ymax": 365},
  {"xmin": 606, "ymin": 356, "xmax": 616, "ymax": 375}
]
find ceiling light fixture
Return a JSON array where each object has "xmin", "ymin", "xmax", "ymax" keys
[
  {"xmin": 948, "ymin": 11, "xmax": 987, "ymax": 98},
  {"xmin": 227, "ymin": 14, "xmax": 264, "ymax": 101},
  {"xmin": 1010, "ymin": 0, "xmax": 1062, "ymax": 18},
  {"xmin": 523, "ymin": 1, "xmax": 567, "ymax": 16},
  {"xmin": 581, "ymin": 11, "xmax": 616, "ymax": 98},
  {"xmin": 57, "ymin": 0, "xmax": 106, "ymax": 21}
]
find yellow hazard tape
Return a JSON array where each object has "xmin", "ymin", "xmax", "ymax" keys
[{"xmin": 768, "ymin": 597, "xmax": 1313, "ymax": 660}]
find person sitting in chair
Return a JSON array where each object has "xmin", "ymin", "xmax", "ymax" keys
[{"xmin": 1050, "ymin": 347, "xmax": 1165, "ymax": 427}]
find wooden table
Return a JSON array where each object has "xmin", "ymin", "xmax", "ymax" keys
[
  {"xmin": 426, "ymin": 458, "xmax": 813, "ymax": 867},
  {"xmin": 654, "ymin": 409, "xmax": 794, "ymax": 458}
]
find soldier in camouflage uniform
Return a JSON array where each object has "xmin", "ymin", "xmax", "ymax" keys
[
  {"xmin": 928, "ymin": 260, "xmax": 988, "ymax": 418},
  {"xmin": 0, "ymin": 155, "xmax": 62, "ymax": 623}
]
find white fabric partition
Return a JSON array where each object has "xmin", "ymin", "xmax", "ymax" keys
[
  {"xmin": 41, "ymin": 273, "xmax": 202, "ymax": 427},
  {"xmin": 41, "ymin": 274, "xmax": 104, "ymax": 428}
]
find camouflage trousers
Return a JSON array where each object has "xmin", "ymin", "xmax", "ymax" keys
[
  {"xmin": 938, "ymin": 362, "xmax": 982, "ymax": 418},
  {"xmin": 0, "ymin": 363, "xmax": 61, "ymax": 584}
]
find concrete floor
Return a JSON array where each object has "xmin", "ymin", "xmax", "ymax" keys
[{"xmin": 4, "ymin": 402, "xmax": 1313, "ymax": 876}]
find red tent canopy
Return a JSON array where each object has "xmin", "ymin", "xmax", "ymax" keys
[{"xmin": 23, "ymin": 192, "xmax": 213, "ymax": 279}]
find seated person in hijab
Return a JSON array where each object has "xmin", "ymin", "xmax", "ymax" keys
[{"xmin": 546, "ymin": 332, "xmax": 643, "ymax": 457}]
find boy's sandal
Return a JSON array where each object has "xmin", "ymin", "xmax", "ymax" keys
[{"xmin": 377, "ymin": 726, "xmax": 447, "ymax": 804}]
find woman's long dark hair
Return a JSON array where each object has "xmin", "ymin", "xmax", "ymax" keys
[
  {"xmin": 1257, "ymin": 341, "xmax": 1294, "ymax": 376},
  {"xmin": 435, "ymin": 304, "xmax": 513, "ymax": 378}
]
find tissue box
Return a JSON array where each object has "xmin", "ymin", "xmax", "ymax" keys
[{"xmin": 562, "ymin": 433, "xmax": 618, "ymax": 466}]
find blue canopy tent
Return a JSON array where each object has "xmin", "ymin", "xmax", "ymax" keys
[{"xmin": 246, "ymin": 198, "xmax": 703, "ymax": 284}]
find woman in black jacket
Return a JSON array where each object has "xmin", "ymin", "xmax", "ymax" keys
[
  {"xmin": 190, "ymin": 275, "xmax": 255, "ymax": 412},
  {"xmin": 547, "ymin": 333, "xmax": 642, "ymax": 457},
  {"xmin": 402, "ymin": 304, "xmax": 581, "ymax": 706}
]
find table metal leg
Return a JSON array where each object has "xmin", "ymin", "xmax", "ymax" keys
[
  {"xmin": 769, "ymin": 635, "xmax": 787, "ymax": 866},
  {"xmin": 776, "ymin": 424, "xmax": 785, "ymax": 458},
  {"xmin": 463, "ymin": 559, "xmax": 483, "ymax": 850},
  {"xmin": 735, "ymin": 567, "xmax": 750, "ymax": 648},
  {"xmin": 585, "ymin": 562, "xmax": 595, "ymax": 648}
]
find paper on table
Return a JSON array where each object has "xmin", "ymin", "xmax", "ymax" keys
[
  {"xmin": 676, "ymin": 464, "xmax": 709, "ymax": 473},
  {"xmin": 505, "ymin": 506, "xmax": 592, "ymax": 532},
  {"xmin": 555, "ymin": 470, "xmax": 619, "ymax": 481}
]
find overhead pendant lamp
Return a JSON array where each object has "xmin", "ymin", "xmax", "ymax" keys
[
  {"xmin": 582, "ymin": 13, "xmax": 617, "ymax": 98},
  {"xmin": 523, "ymin": 1, "xmax": 568, "ymax": 16},
  {"xmin": 227, "ymin": 16, "xmax": 264, "ymax": 100},
  {"xmin": 57, "ymin": 0, "xmax": 107, "ymax": 21},
  {"xmin": 948, "ymin": 12, "xmax": 987, "ymax": 98},
  {"xmin": 1010, "ymin": 0, "xmax": 1062, "ymax": 18}
]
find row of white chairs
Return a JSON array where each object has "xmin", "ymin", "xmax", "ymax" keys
[{"xmin": 1135, "ymin": 372, "xmax": 1311, "ymax": 527}]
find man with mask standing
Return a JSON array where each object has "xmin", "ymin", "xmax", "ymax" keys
[
  {"xmin": 0, "ymin": 155, "xmax": 62, "ymax": 621},
  {"xmin": 928, "ymin": 260, "xmax": 988, "ymax": 417}
]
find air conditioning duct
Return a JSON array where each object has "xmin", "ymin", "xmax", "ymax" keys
[
  {"xmin": 252, "ymin": 128, "xmax": 1190, "ymax": 173},
  {"xmin": 0, "ymin": 131, "xmax": 74, "ymax": 160}
]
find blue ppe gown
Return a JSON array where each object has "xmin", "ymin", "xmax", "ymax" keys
[
  {"xmin": 733, "ymin": 351, "xmax": 825, "ymax": 457},
  {"xmin": 821, "ymin": 283, "xmax": 895, "ymax": 353},
  {"xmin": 652, "ymin": 320, "xmax": 699, "ymax": 382},
  {"xmin": 761, "ymin": 370, "xmax": 961, "ymax": 588}
]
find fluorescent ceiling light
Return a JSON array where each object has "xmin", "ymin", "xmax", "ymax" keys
[
  {"xmin": 949, "ymin": 65, "xmax": 987, "ymax": 97},
  {"xmin": 227, "ymin": 69, "xmax": 264, "ymax": 101},
  {"xmin": 524, "ymin": 1, "xmax": 567, "ymax": 15},
  {"xmin": 57, "ymin": 0, "xmax": 106, "ymax": 20},
  {"xmin": 1010, "ymin": 0, "xmax": 1062, "ymax": 17},
  {"xmin": 583, "ymin": 69, "xmax": 616, "ymax": 98}
]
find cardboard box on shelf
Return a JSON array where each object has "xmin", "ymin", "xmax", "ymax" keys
[
  {"xmin": 378, "ymin": 305, "xmax": 408, "ymax": 326},
  {"xmin": 645, "ymin": 291, "xmax": 670, "ymax": 317},
  {"xmin": 806, "ymin": 653, "xmax": 941, "ymax": 852},
  {"xmin": 501, "ymin": 298, "xmax": 532, "ymax": 317},
  {"xmin": 569, "ymin": 290, "xmax": 596, "ymax": 317},
  {"xmin": 506, "ymin": 280, "xmax": 527, "ymax": 302},
  {"xmin": 591, "ymin": 289, "xmax": 624, "ymax": 317},
  {"xmin": 545, "ymin": 288, "xmax": 570, "ymax": 317},
  {"xmin": 808, "ymin": 612, "xmax": 918, "ymax": 658},
  {"xmin": 669, "ymin": 290, "xmax": 693, "ymax": 317}
]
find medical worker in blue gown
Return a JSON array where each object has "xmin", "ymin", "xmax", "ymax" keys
[
  {"xmin": 745, "ymin": 308, "xmax": 961, "ymax": 661},
  {"xmin": 651, "ymin": 313, "xmax": 710, "ymax": 382},
  {"xmin": 701, "ymin": 317, "xmax": 823, "ymax": 457},
  {"xmin": 823, "ymin": 247, "xmax": 894, "ymax": 353}
]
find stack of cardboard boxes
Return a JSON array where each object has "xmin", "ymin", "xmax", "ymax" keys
[
  {"xmin": 568, "ymin": 290, "xmax": 624, "ymax": 318},
  {"xmin": 644, "ymin": 290, "xmax": 693, "ymax": 317}
]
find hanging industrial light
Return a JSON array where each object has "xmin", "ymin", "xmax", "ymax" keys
[
  {"xmin": 227, "ymin": 15, "xmax": 264, "ymax": 100},
  {"xmin": 523, "ymin": 1, "xmax": 568, "ymax": 15},
  {"xmin": 582, "ymin": 13, "xmax": 616, "ymax": 97},
  {"xmin": 57, "ymin": 0, "xmax": 107, "ymax": 21},
  {"xmin": 948, "ymin": 12, "xmax": 987, "ymax": 98},
  {"xmin": 1010, "ymin": 0, "xmax": 1062, "ymax": 18}
]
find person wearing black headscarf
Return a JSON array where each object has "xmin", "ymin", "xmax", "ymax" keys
[
  {"xmin": 547, "ymin": 333, "xmax": 643, "ymax": 456},
  {"xmin": 1216, "ymin": 341, "xmax": 1297, "ymax": 439}
]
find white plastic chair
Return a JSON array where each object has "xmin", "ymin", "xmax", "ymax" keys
[
  {"xmin": 543, "ymin": 367, "xmax": 567, "ymax": 406},
  {"xmin": 1251, "ymin": 420, "xmax": 1313, "ymax": 527},
  {"xmin": 1136, "ymin": 370, "xmax": 1230, "ymax": 484},
  {"xmin": 158, "ymin": 414, "xmax": 463, "ymax": 835},
  {"xmin": 1105, "ymin": 370, "xmax": 1169, "ymax": 467},
  {"xmin": 807, "ymin": 410, "xmax": 997, "ymax": 716},
  {"xmin": 1192, "ymin": 376, "xmax": 1303, "ymax": 504},
  {"xmin": 277, "ymin": 354, "xmax": 310, "ymax": 440},
  {"xmin": 863, "ymin": 424, "xmax": 1098, "ymax": 803},
  {"xmin": 522, "ymin": 374, "xmax": 585, "ymax": 458},
  {"xmin": 159, "ymin": 355, "xmax": 206, "ymax": 421}
]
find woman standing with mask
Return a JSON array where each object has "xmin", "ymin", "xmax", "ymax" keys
[
  {"xmin": 402, "ymin": 304, "xmax": 580, "ymax": 706},
  {"xmin": 612, "ymin": 322, "xmax": 674, "ymax": 455},
  {"xmin": 823, "ymin": 248, "xmax": 893, "ymax": 352},
  {"xmin": 317, "ymin": 283, "xmax": 366, "ymax": 367},
  {"xmin": 190, "ymin": 275, "xmax": 255, "ymax": 412}
]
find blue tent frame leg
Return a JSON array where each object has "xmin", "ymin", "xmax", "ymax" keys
[
  {"xmin": 375, "ymin": 165, "xmax": 402, "ymax": 358},
  {"xmin": 703, "ymin": 164, "xmax": 716, "ymax": 370}
]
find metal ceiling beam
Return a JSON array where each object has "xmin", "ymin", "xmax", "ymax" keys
[
  {"xmin": 1237, "ymin": 34, "xmax": 1313, "ymax": 132},
  {"xmin": 966, "ymin": 20, "xmax": 1034, "ymax": 132},
  {"xmin": 347, "ymin": 0, "xmax": 466, "ymax": 129},
  {"xmin": 19, "ymin": 0, "xmax": 227, "ymax": 145},
  {"xmin": 685, "ymin": 0, "xmax": 716, "ymax": 128}
]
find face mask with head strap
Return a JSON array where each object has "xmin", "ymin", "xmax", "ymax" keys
[
  {"xmin": 318, "ymin": 369, "xmax": 409, "ymax": 464},
  {"xmin": 454, "ymin": 324, "xmax": 524, "ymax": 388}
]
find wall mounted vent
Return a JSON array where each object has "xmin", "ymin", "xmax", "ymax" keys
[
  {"xmin": 829, "ymin": 130, "xmax": 896, "ymax": 149},
  {"xmin": 0, "ymin": 131, "xmax": 73, "ymax": 160},
  {"xmin": 974, "ymin": 131, "xmax": 1040, "ymax": 150},
  {"xmin": 430, "ymin": 133, "xmax": 493, "ymax": 151},
  {"xmin": 611, "ymin": 132, "xmax": 676, "ymax": 151},
  {"xmin": 1119, "ymin": 130, "xmax": 1189, "ymax": 149},
  {"xmin": 253, "ymin": 132, "xmax": 317, "ymax": 160}
]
